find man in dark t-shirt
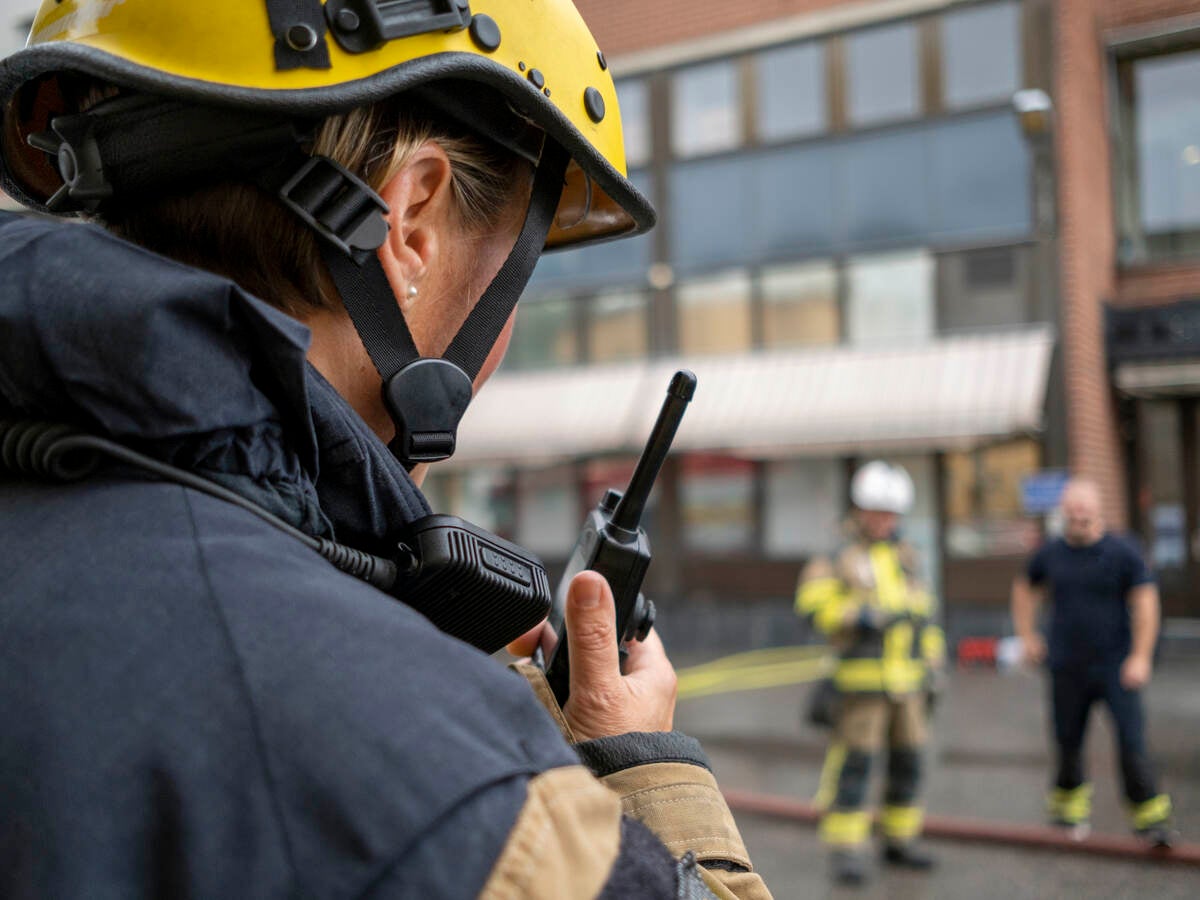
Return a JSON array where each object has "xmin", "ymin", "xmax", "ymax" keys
[{"xmin": 1011, "ymin": 479, "xmax": 1175, "ymax": 847}]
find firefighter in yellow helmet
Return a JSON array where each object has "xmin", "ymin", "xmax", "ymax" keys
[
  {"xmin": 0, "ymin": 2, "xmax": 772, "ymax": 897},
  {"xmin": 797, "ymin": 461, "xmax": 946, "ymax": 885}
]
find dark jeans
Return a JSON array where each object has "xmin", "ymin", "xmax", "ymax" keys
[{"xmin": 1050, "ymin": 664, "xmax": 1158, "ymax": 804}]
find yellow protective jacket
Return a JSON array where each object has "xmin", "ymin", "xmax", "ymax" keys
[{"xmin": 796, "ymin": 533, "xmax": 945, "ymax": 695}]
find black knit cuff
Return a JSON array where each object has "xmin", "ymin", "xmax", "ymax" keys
[{"xmin": 573, "ymin": 731, "xmax": 711, "ymax": 778}]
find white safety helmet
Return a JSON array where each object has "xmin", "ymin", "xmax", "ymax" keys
[{"xmin": 851, "ymin": 461, "xmax": 914, "ymax": 515}]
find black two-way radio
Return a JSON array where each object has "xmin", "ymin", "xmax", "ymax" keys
[
  {"xmin": 0, "ymin": 419, "xmax": 551, "ymax": 655},
  {"xmin": 536, "ymin": 370, "xmax": 697, "ymax": 707}
]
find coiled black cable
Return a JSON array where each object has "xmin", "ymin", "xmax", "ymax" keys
[{"xmin": 0, "ymin": 419, "xmax": 399, "ymax": 592}]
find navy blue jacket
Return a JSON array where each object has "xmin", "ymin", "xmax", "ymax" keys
[{"xmin": 0, "ymin": 214, "xmax": 689, "ymax": 898}]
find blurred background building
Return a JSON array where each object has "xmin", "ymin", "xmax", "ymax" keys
[
  {"xmin": 426, "ymin": 0, "xmax": 1200, "ymax": 650},
  {"xmin": 3, "ymin": 1, "xmax": 1200, "ymax": 648}
]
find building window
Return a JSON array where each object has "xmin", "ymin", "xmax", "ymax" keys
[
  {"xmin": 617, "ymin": 79, "xmax": 652, "ymax": 168},
  {"xmin": 941, "ymin": 1, "xmax": 1021, "ymax": 110},
  {"xmin": 669, "ymin": 156, "xmax": 757, "ymax": 267},
  {"xmin": 681, "ymin": 454, "xmax": 755, "ymax": 554},
  {"xmin": 764, "ymin": 459, "xmax": 844, "ymax": 557},
  {"xmin": 757, "ymin": 41, "xmax": 826, "ymax": 142},
  {"xmin": 760, "ymin": 261, "xmax": 840, "ymax": 348},
  {"xmin": 583, "ymin": 457, "xmax": 657, "ymax": 530},
  {"xmin": 677, "ymin": 270, "xmax": 753, "ymax": 356},
  {"xmin": 841, "ymin": 128, "xmax": 929, "ymax": 244},
  {"xmin": 845, "ymin": 250, "xmax": 934, "ymax": 345},
  {"xmin": 845, "ymin": 21, "xmax": 920, "ymax": 127},
  {"xmin": 1138, "ymin": 401, "xmax": 1186, "ymax": 570},
  {"xmin": 1116, "ymin": 46, "xmax": 1200, "ymax": 263},
  {"xmin": 506, "ymin": 293, "xmax": 578, "ymax": 370},
  {"xmin": 423, "ymin": 468, "xmax": 516, "ymax": 540},
  {"xmin": 671, "ymin": 59, "xmax": 742, "ymax": 157},
  {"xmin": 516, "ymin": 465, "xmax": 579, "ymax": 557},
  {"xmin": 589, "ymin": 288, "xmax": 649, "ymax": 363},
  {"xmin": 944, "ymin": 440, "xmax": 1042, "ymax": 558},
  {"xmin": 937, "ymin": 244, "xmax": 1032, "ymax": 332}
]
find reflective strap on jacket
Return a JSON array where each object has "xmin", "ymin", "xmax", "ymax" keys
[
  {"xmin": 920, "ymin": 625, "xmax": 946, "ymax": 664},
  {"xmin": 1130, "ymin": 794, "xmax": 1172, "ymax": 830},
  {"xmin": 819, "ymin": 810, "xmax": 872, "ymax": 846},
  {"xmin": 870, "ymin": 543, "xmax": 906, "ymax": 612},
  {"xmin": 880, "ymin": 805, "xmax": 924, "ymax": 840},
  {"xmin": 799, "ymin": 576, "xmax": 851, "ymax": 635},
  {"xmin": 1047, "ymin": 783, "xmax": 1092, "ymax": 824},
  {"xmin": 833, "ymin": 658, "xmax": 926, "ymax": 693}
]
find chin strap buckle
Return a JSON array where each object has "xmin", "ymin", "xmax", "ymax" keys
[
  {"xmin": 277, "ymin": 155, "xmax": 390, "ymax": 258},
  {"xmin": 27, "ymin": 114, "xmax": 113, "ymax": 213},
  {"xmin": 384, "ymin": 358, "xmax": 474, "ymax": 465}
]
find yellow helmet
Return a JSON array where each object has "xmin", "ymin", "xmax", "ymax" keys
[
  {"xmin": 0, "ymin": 1, "xmax": 656, "ymax": 467},
  {"xmin": 0, "ymin": 0, "xmax": 653, "ymax": 249}
]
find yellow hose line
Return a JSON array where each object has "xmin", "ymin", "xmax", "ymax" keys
[
  {"xmin": 678, "ymin": 645, "xmax": 828, "ymax": 673},
  {"xmin": 676, "ymin": 647, "xmax": 834, "ymax": 699}
]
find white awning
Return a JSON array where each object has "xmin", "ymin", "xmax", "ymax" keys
[{"xmin": 445, "ymin": 326, "xmax": 1055, "ymax": 468}]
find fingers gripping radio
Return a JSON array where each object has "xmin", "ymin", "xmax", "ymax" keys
[{"xmin": 536, "ymin": 371, "xmax": 697, "ymax": 707}]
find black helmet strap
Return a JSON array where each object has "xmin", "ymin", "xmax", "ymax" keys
[
  {"xmin": 269, "ymin": 140, "xmax": 568, "ymax": 468},
  {"xmin": 27, "ymin": 92, "xmax": 567, "ymax": 469}
]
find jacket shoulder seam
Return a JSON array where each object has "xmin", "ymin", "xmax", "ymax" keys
[{"xmin": 180, "ymin": 488, "xmax": 304, "ymax": 893}]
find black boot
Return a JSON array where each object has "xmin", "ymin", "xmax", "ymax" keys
[
  {"xmin": 882, "ymin": 841, "xmax": 936, "ymax": 870},
  {"xmin": 831, "ymin": 849, "xmax": 869, "ymax": 885}
]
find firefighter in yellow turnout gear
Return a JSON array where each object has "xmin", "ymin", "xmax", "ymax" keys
[{"xmin": 798, "ymin": 461, "xmax": 946, "ymax": 885}]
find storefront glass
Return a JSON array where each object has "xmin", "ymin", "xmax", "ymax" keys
[
  {"xmin": 764, "ymin": 459, "xmax": 844, "ymax": 557},
  {"xmin": 944, "ymin": 439, "xmax": 1041, "ymax": 558},
  {"xmin": 681, "ymin": 454, "xmax": 755, "ymax": 554},
  {"xmin": 516, "ymin": 465, "xmax": 580, "ymax": 558}
]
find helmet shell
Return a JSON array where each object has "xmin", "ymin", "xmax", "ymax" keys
[
  {"xmin": 0, "ymin": 0, "xmax": 653, "ymax": 249},
  {"xmin": 850, "ymin": 461, "xmax": 914, "ymax": 515}
]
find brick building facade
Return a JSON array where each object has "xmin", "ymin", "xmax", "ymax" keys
[{"xmin": 450, "ymin": 0, "xmax": 1200, "ymax": 637}]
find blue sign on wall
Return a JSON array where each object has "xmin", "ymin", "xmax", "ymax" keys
[{"xmin": 1021, "ymin": 470, "xmax": 1069, "ymax": 515}]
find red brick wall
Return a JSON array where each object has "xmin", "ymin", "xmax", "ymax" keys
[
  {"xmin": 574, "ymin": 0, "xmax": 1200, "ymax": 527},
  {"xmin": 575, "ymin": 0, "xmax": 848, "ymax": 57},
  {"xmin": 1054, "ymin": 0, "xmax": 1128, "ymax": 526},
  {"xmin": 1099, "ymin": 0, "xmax": 1200, "ymax": 30},
  {"xmin": 1054, "ymin": 0, "xmax": 1200, "ymax": 527},
  {"xmin": 1117, "ymin": 263, "xmax": 1200, "ymax": 306}
]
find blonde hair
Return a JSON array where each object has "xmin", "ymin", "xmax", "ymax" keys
[{"xmin": 89, "ymin": 91, "xmax": 527, "ymax": 316}]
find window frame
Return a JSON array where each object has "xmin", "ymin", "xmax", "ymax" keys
[{"xmin": 1110, "ymin": 34, "xmax": 1200, "ymax": 267}]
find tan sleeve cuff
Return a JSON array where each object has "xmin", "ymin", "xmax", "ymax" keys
[
  {"xmin": 508, "ymin": 661, "xmax": 577, "ymax": 743},
  {"xmin": 600, "ymin": 761, "xmax": 752, "ymax": 871}
]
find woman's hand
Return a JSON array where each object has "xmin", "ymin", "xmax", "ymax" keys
[{"xmin": 508, "ymin": 571, "xmax": 677, "ymax": 741}]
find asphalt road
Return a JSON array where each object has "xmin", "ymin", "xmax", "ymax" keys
[{"xmin": 673, "ymin": 657, "xmax": 1200, "ymax": 898}]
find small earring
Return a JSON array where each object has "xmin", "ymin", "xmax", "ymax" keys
[{"xmin": 406, "ymin": 284, "xmax": 419, "ymax": 300}]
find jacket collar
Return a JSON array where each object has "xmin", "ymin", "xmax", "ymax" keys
[{"xmin": 0, "ymin": 212, "xmax": 428, "ymax": 547}]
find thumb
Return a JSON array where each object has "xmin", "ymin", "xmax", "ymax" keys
[{"xmin": 565, "ymin": 571, "xmax": 621, "ymax": 700}]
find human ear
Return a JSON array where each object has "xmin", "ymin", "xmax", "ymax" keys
[{"xmin": 375, "ymin": 141, "xmax": 455, "ymax": 298}]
